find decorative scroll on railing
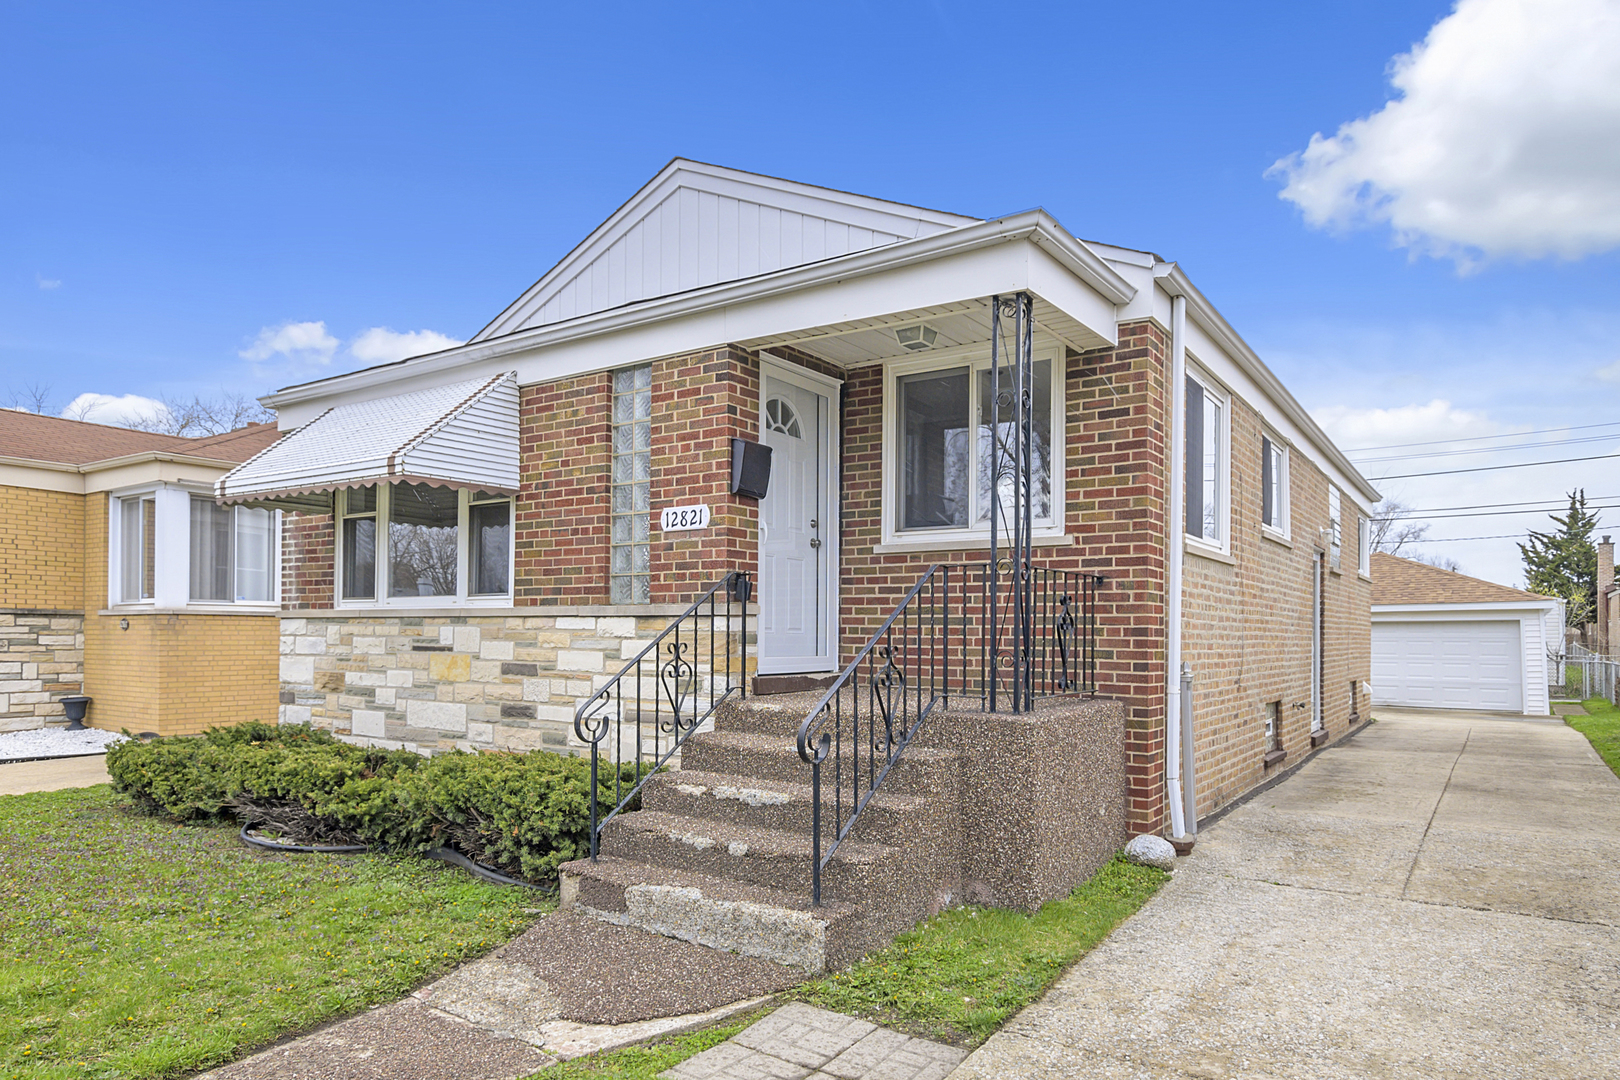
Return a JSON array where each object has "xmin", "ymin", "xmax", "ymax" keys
[
  {"xmin": 796, "ymin": 565, "xmax": 952, "ymax": 906},
  {"xmin": 574, "ymin": 571, "xmax": 750, "ymax": 859},
  {"xmin": 794, "ymin": 561, "xmax": 1101, "ymax": 905}
]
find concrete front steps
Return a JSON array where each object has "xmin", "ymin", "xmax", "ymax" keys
[{"xmin": 559, "ymin": 692, "xmax": 963, "ymax": 973}]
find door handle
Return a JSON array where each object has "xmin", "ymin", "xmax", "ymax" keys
[{"xmin": 809, "ymin": 538, "xmax": 822, "ymax": 549}]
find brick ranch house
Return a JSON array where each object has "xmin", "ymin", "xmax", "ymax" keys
[
  {"xmin": 224, "ymin": 160, "xmax": 1379, "ymax": 842},
  {"xmin": 1, "ymin": 411, "xmax": 282, "ymax": 736}
]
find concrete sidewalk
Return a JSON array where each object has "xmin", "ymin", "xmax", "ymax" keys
[
  {"xmin": 0, "ymin": 754, "xmax": 110, "ymax": 796},
  {"xmin": 951, "ymin": 709, "xmax": 1620, "ymax": 1079}
]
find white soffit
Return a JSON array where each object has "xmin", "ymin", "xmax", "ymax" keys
[
  {"xmin": 218, "ymin": 373, "xmax": 519, "ymax": 510},
  {"xmin": 474, "ymin": 159, "xmax": 980, "ymax": 341}
]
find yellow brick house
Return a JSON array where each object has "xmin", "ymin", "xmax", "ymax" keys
[{"xmin": 0, "ymin": 410, "xmax": 282, "ymax": 735}]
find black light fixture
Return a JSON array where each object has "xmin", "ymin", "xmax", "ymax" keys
[{"xmin": 730, "ymin": 438, "xmax": 773, "ymax": 499}]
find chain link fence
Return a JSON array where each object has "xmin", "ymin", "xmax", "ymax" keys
[{"xmin": 1563, "ymin": 642, "xmax": 1619, "ymax": 705}]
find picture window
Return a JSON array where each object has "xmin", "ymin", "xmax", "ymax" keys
[{"xmin": 336, "ymin": 483, "xmax": 512, "ymax": 604}]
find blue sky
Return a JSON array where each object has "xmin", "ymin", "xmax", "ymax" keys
[{"xmin": 5, "ymin": 0, "xmax": 1619, "ymax": 587}]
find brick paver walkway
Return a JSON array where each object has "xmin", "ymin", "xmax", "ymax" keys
[{"xmin": 661, "ymin": 1002, "xmax": 965, "ymax": 1080}]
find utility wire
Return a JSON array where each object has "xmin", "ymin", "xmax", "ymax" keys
[
  {"xmin": 1373, "ymin": 503, "xmax": 1620, "ymax": 522},
  {"xmin": 1353, "ymin": 432, "xmax": 1620, "ymax": 464},
  {"xmin": 1376, "ymin": 450, "xmax": 1620, "ymax": 480},
  {"xmin": 1377, "ymin": 495, "xmax": 1620, "ymax": 514},
  {"xmin": 1346, "ymin": 419, "xmax": 1620, "ymax": 454}
]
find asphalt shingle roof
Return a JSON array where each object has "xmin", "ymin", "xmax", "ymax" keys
[
  {"xmin": 0, "ymin": 409, "xmax": 280, "ymax": 467},
  {"xmin": 1371, "ymin": 551, "xmax": 1548, "ymax": 606}
]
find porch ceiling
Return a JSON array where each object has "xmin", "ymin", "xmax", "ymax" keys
[{"xmin": 737, "ymin": 295, "xmax": 1110, "ymax": 368}]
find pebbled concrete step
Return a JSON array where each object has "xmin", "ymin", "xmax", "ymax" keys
[
  {"xmin": 600, "ymin": 808, "xmax": 904, "ymax": 899},
  {"xmin": 642, "ymin": 768, "xmax": 925, "ymax": 840},
  {"xmin": 679, "ymin": 729, "xmax": 959, "ymax": 796},
  {"xmin": 558, "ymin": 855, "xmax": 871, "ymax": 973}
]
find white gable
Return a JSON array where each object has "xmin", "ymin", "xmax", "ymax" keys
[{"xmin": 473, "ymin": 159, "xmax": 979, "ymax": 342}]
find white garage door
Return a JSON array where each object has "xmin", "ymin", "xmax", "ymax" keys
[{"xmin": 1372, "ymin": 620, "xmax": 1523, "ymax": 712}]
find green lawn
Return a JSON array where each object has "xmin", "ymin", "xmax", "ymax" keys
[
  {"xmin": 0, "ymin": 785, "xmax": 545, "ymax": 1080},
  {"xmin": 1571, "ymin": 698, "xmax": 1620, "ymax": 778},
  {"xmin": 793, "ymin": 856, "xmax": 1167, "ymax": 1046}
]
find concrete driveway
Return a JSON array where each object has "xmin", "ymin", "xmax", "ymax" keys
[{"xmin": 951, "ymin": 709, "xmax": 1620, "ymax": 1079}]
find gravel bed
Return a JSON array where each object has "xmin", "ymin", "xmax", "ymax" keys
[{"xmin": 0, "ymin": 726, "xmax": 128, "ymax": 762}]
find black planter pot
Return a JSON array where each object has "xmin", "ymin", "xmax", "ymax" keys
[{"xmin": 59, "ymin": 695, "xmax": 91, "ymax": 732}]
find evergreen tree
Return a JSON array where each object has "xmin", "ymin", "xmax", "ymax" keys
[{"xmin": 1519, "ymin": 489, "xmax": 1600, "ymax": 627}]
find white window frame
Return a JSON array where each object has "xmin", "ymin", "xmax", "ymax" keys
[
  {"xmin": 334, "ymin": 484, "xmax": 515, "ymax": 608},
  {"xmin": 108, "ymin": 483, "xmax": 281, "ymax": 612},
  {"xmin": 1260, "ymin": 429, "xmax": 1290, "ymax": 541},
  {"xmin": 879, "ymin": 339, "xmax": 1066, "ymax": 552},
  {"xmin": 1184, "ymin": 364, "xmax": 1231, "ymax": 557},
  {"xmin": 1328, "ymin": 485, "xmax": 1343, "ymax": 572},
  {"xmin": 1357, "ymin": 514, "xmax": 1371, "ymax": 577}
]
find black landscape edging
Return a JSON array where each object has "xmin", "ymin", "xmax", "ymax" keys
[
  {"xmin": 424, "ymin": 845, "xmax": 547, "ymax": 890},
  {"xmin": 0, "ymin": 751, "xmax": 112, "ymax": 765},
  {"xmin": 238, "ymin": 825, "xmax": 368, "ymax": 855}
]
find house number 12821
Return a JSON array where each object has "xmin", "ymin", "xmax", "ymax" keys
[{"xmin": 659, "ymin": 504, "xmax": 711, "ymax": 531}]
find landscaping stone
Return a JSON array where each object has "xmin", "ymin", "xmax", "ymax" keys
[
  {"xmin": 660, "ymin": 1002, "xmax": 966, "ymax": 1080},
  {"xmin": 1123, "ymin": 833, "xmax": 1177, "ymax": 870}
]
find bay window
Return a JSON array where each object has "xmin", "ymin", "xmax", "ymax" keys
[
  {"xmin": 189, "ymin": 498, "xmax": 275, "ymax": 602},
  {"xmin": 887, "ymin": 346, "xmax": 1061, "ymax": 545},
  {"xmin": 337, "ymin": 483, "xmax": 513, "ymax": 604},
  {"xmin": 112, "ymin": 486, "xmax": 278, "ymax": 608}
]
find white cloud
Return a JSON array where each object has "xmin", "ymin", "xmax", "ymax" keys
[
  {"xmin": 59, "ymin": 392, "xmax": 169, "ymax": 428},
  {"xmin": 239, "ymin": 321, "xmax": 340, "ymax": 367},
  {"xmin": 1313, "ymin": 399, "xmax": 1496, "ymax": 451},
  {"xmin": 35, "ymin": 274, "xmax": 61, "ymax": 290},
  {"xmin": 349, "ymin": 327, "xmax": 465, "ymax": 365},
  {"xmin": 1269, "ymin": 0, "xmax": 1620, "ymax": 265},
  {"xmin": 1596, "ymin": 360, "xmax": 1620, "ymax": 383}
]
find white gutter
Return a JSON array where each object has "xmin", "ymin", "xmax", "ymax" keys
[
  {"xmin": 264, "ymin": 209, "xmax": 1137, "ymax": 410},
  {"xmin": 1165, "ymin": 290, "xmax": 1189, "ymax": 840}
]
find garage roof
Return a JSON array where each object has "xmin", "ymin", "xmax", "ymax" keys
[{"xmin": 1371, "ymin": 552, "xmax": 1548, "ymax": 606}]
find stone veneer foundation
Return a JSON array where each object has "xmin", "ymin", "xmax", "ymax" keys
[
  {"xmin": 0, "ymin": 612, "xmax": 86, "ymax": 732},
  {"xmin": 279, "ymin": 608, "xmax": 747, "ymax": 755}
]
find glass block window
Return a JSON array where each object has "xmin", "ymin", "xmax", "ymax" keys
[{"xmin": 611, "ymin": 365, "xmax": 651, "ymax": 604}]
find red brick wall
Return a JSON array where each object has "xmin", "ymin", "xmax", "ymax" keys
[
  {"xmin": 516, "ymin": 372, "xmax": 612, "ymax": 602},
  {"xmin": 281, "ymin": 512, "xmax": 334, "ymax": 610},
  {"xmin": 648, "ymin": 347, "xmax": 759, "ymax": 601}
]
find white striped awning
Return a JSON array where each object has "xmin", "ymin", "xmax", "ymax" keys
[{"xmin": 217, "ymin": 372, "xmax": 520, "ymax": 511}]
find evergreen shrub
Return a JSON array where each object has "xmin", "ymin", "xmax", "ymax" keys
[{"xmin": 106, "ymin": 724, "xmax": 646, "ymax": 888}]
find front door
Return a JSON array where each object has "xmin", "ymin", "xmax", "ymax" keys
[{"xmin": 758, "ymin": 367, "xmax": 834, "ymax": 673}]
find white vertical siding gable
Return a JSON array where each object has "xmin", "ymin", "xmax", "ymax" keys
[{"xmin": 472, "ymin": 159, "xmax": 978, "ymax": 342}]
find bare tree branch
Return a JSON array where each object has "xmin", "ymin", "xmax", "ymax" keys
[
  {"xmin": 124, "ymin": 392, "xmax": 275, "ymax": 436},
  {"xmin": 3, "ymin": 382, "xmax": 53, "ymax": 413}
]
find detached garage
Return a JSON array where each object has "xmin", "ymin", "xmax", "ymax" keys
[{"xmin": 1371, "ymin": 553, "xmax": 1563, "ymax": 716}]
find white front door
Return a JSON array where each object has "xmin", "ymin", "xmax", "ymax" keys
[{"xmin": 758, "ymin": 367, "xmax": 834, "ymax": 673}]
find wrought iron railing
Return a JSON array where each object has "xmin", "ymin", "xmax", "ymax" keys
[
  {"xmin": 574, "ymin": 571, "xmax": 750, "ymax": 858},
  {"xmin": 795, "ymin": 561, "xmax": 1101, "ymax": 904}
]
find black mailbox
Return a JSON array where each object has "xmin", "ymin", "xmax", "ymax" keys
[{"xmin": 730, "ymin": 438, "xmax": 773, "ymax": 499}]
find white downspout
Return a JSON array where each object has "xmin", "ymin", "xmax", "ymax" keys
[{"xmin": 1165, "ymin": 288, "xmax": 1188, "ymax": 840}]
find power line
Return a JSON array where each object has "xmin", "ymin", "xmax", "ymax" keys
[
  {"xmin": 1392, "ymin": 533, "xmax": 1534, "ymax": 543},
  {"xmin": 1374, "ymin": 503, "xmax": 1620, "ymax": 522},
  {"xmin": 1353, "ymin": 431, "xmax": 1620, "ymax": 464},
  {"xmin": 1375, "ymin": 450, "xmax": 1620, "ymax": 480},
  {"xmin": 1378, "ymin": 495, "xmax": 1620, "ymax": 514},
  {"xmin": 1346, "ymin": 419, "xmax": 1620, "ymax": 454}
]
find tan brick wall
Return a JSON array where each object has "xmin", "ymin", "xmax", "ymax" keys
[
  {"xmin": 80, "ymin": 492, "xmax": 280, "ymax": 736},
  {"xmin": 0, "ymin": 484, "xmax": 85, "ymax": 611},
  {"xmin": 1179, "ymin": 389, "xmax": 1372, "ymax": 819}
]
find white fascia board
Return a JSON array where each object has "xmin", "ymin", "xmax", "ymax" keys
[
  {"xmin": 473, "ymin": 159, "xmax": 982, "ymax": 343},
  {"xmin": 1152, "ymin": 262, "xmax": 1381, "ymax": 509},
  {"xmin": 0, "ymin": 459, "xmax": 85, "ymax": 493},
  {"xmin": 1374, "ymin": 600, "xmax": 1559, "ymax": 618},
  {"xmin": 268, "ymin": 214, "xmax": 1135, "ymax": 425},
  {"xmin": 0, "ymin": 453, "xmax": 233, "ymax": 495}
]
